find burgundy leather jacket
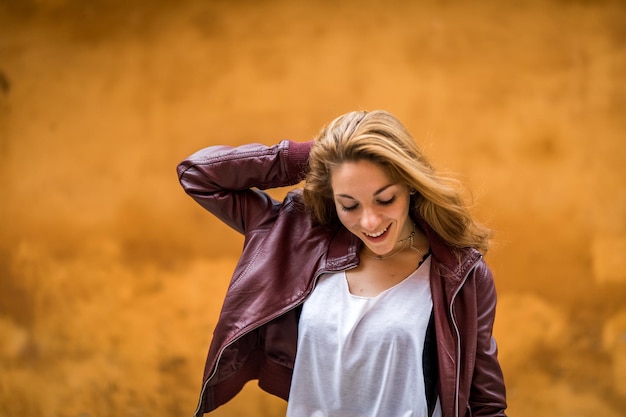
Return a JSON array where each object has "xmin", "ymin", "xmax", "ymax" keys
[{"xmin": 177, "ymin": 140, "xmax": 507, "ymax": 417}]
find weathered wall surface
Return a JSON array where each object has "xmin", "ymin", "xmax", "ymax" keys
[{"xmin": 1, "ymin": 0, "xmax": 625, "ymax": 416}]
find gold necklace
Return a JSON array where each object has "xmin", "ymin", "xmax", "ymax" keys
[{"xmin": 361, "ymin": 224, "xmax": 421, "ymax": 261}]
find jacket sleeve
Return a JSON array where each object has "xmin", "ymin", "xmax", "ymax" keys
[
  {"xmin": 176, "ymin": 140, "xmax": 312, "ymax": 234},
  {"xmin": 469, "ymin": 262, "xmax": 508, "ymax": 417}
]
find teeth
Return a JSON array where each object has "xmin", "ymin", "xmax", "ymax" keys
[{"xmin": 366, "ymin": 226, "xmax": 388, "ymax": 238}]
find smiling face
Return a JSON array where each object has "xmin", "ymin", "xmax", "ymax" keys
[{"xmin": 331, "ymin": 159, "xmax": 413, "ymax": 257}]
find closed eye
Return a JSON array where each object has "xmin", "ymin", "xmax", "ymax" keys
[
  {"xmin": 341, "ymin": 204, "xmax": 358, "ymax": 212},
  {"xmin": 377, "ymin": 196, "xmax": 396, "ymax": 206}
]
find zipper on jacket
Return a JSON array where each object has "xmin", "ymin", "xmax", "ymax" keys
[
  {"xmin": 193, "ymin": 265, "xmax": 356, "ymax": 417},
  {"xmin": 193, "ymin": 329, "xmax": 251, "ymax": 417},
  {"xmin": 449, "ymin": 257, "xmax": 481, "ymax": 417}
]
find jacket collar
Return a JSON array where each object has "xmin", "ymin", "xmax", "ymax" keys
[
  {"xmin": 415, "ymin": 216, "xmax": 482, "ymax": 283},
  {"xmin": 324, "ymin": 226, "xmax": 360, "ymax": 271}
]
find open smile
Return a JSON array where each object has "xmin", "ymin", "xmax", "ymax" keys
[{"xmin": 364, "ymin": 224, "xmax": 391, "ymax": 239}]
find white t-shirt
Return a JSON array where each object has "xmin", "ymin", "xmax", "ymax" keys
[{"xmin": 286, "ymin": 256, "xmax": 441, "ymax": 417}]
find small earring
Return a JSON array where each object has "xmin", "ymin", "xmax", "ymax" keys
[{"xmin": 410, "ymin": 188, "xmax": 417, "ymax": 195}]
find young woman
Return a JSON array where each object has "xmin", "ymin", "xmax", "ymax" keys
[{"xmin": 177, "ymin": 110, "xmax": 507, "ymax": 417}]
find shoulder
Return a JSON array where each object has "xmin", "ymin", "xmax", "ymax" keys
[
  {"xmin": 459, "ymin": 253, "xmax": 496, "ymax": 296},
  {"xmin": 279, "ymin": 188, "xmax": 309, "ymax": 219},
  {"xmin": 433, "ymin": 247, "xmax": 497, "ymax": 300},
  {"xmin": 254, "ymin": 188, "xmax": 323, "ymax": 238},
  {"xmin": 471, "ymin": 256, "xmax": 494, "ymax": 283},
  {"xmin": 466, "ymin": 257, "xmax": 499, "ymax": 316}
]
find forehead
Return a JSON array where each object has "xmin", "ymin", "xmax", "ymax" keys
[{"xmin": 330, "ymin": 160, "xmax": 394, "ymax": 193}]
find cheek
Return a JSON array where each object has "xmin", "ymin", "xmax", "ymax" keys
[
  {"xmin": 393, "ymin": 192, "xmax": 411, "ymax": 210},
  {"xmin": 395, "ymin": 201, "xmax": 410, "ymax": 217}
]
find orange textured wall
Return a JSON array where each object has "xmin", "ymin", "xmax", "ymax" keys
[{"xmin": 1, "ymin": 1, "xmax": 625, "ymax": 416}]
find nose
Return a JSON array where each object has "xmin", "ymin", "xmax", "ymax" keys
[{"xmin": 360, "ymin": 206, "xmax": 381, "ymax": 231}]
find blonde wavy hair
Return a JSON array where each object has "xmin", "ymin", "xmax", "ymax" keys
[{"xmin": 302, "ymin": 110, "xmax": 491, "ymax": 252}]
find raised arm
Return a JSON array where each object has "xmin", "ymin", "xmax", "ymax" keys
[{"xmin": 177, "ymin": 140, "xmax": 312, "ymax": 234}]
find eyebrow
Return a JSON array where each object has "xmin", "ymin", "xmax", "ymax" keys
[{"xmin": 335, "ymin": 184, "xmax": 395, "ymax": 200}]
